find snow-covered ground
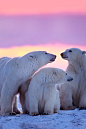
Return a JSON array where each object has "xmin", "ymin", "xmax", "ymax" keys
[{"xmin": 0, "ymin": 97, "xmax": 86, "ymax": 129}]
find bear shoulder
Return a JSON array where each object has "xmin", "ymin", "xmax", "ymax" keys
[{"xmin": 66, "ymin": 64, "xmax": 78, "ymax": 75}]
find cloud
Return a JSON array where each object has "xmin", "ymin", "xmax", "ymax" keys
[{"xmin": 0, "ymin": 14, "xmax": 86, "ymax": 48}]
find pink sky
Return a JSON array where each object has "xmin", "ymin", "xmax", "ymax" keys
[
  {"xmin": 0, "ymin": 0, "xmax": 86, "ymax": 15},
  {"xmin": 0, "ymin": 0, "xmax": 86, "ymax": 70}
]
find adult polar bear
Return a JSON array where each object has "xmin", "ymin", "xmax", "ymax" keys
[
  {"xmin": 59, "ymin": 48, "xmax": 86, "ymax": 110},
  {"xmin": 25, "ymin": 68, "xmax": 73, "ymax": 116},
  {"xmin": 1, "ymin": 51, "xmax": 56, "ymax": 116},
  {"xmin": 0, "ymin": 57, "xmax": 20, "ymax": 114}
]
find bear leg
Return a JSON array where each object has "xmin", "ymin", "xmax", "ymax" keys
[
  {"xmin": 60, "ymin": 85, "xmax": 73, "ymax": 110},
  {"xmin": 1, "ymin": 85, "xmax": 15, "ymax": 116},
  {"xmin": 44, "ymin": 100, "xmax": 54, "ymax": 115},
  {"xmin": 54, "ymin": 92, "xmax": 60, "ymax": 113},
  {"xmin": 1, "ymin": 100, "xmax": 13, "ymax": 116},
  {"xmin": 79, "ymin": 92, "xmax": 86, "ymax": 109},
  {"xmin": 29, "ymin": 99, "xmax": 39, "ymax": 116}
]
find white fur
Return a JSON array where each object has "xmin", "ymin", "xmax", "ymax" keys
[
  {"xmin": 25, "ymin": 68, "xmax": 73, "ymax": 115},
  {"xmin": 1, "ymin": 51, "xmax": 56, "ymax": 116},
  {"xmin": 0, "ymin": 57, "xmax": 19, "ymax": 114},
  {"xmin": 59, "ymin": 48, "xmax": 86, "ymax": 110}
]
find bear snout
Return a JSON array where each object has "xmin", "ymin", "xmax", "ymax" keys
[
  {"xmin": 50, "ymin": 55, "xmax": 56, "ymax": 61},
  {"xmin": 60, "ymin": 53, "xmax": 63, "ymax": 58},
  {"xmin": 67, "ymin": 77, "xmax": 73, "ymax": 82},
  {"xmin": 60, "ymin": 52, "xmax": 68, "ymax": 59},
  {"xmin": 55, "ymin": 55, "xmax": 56, "ymax": 59}
]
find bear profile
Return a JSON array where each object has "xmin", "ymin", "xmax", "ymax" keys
[
  {"xmin": 25, "ymin": 67, "xmax": 73, "ymax": 115},
  {"xmin": 1, "ymin": 51, "xmax": 56, "ymax": 116},
  {"xmin": 59, "ymin": 48, "xmax": 86, "ymax": 110}
]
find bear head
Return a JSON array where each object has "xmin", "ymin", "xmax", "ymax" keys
[
  {"xmin": 36, "ymin": 68, "xmax": 73, "ymax": 86},
  {"xmin": 60, "ymin": 48, "xmax": 86, "ymax": 62},
  {"xmin": 27, "ymin": 51, "xmax": 56, "ymax": 67}
]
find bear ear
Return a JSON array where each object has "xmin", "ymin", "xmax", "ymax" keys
[
  {"xmin": 56, "ymin": 70, "xmax": 59, "ymax": 74},
  {"xmin": 53, "ymin": 69, "xmax": 59, "ymax": 75},
  {"xmin": 82, "ymin": 51, "xmax": 86, "ymax": 55},
  {"xmin": 28, "ymin": 54, "xmax": 34, "ymax": 59}
]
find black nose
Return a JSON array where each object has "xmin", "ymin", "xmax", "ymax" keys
[
  {"xmin": 60, "ymin": 53, "xmax": 63, "ymax": 58},
  {"xmin": 71, "ymin": 78, "xmax": 73, "ymax": 81},
  {"xmin": 55, "ymin": 55, "xmax": 57, "ymax": 59},
  {"xmin": 50, "ymin": 55, "xmax": 57, "ymax": 61},
  {"xmin": 67, "ymin": 78, "xmax": 73, "ymax": 82}
]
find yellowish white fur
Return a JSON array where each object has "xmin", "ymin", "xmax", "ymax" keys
[
  {"xmin": 59, "ymin": 48, "xmax": 86, "ymax": 110},
  {"xmin": 25, "ymin": 68, "xmax": 73, "ymax": 115}
]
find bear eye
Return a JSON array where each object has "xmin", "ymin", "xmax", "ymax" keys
[
  {"xmin": 82, "ymin": 51, "xmax": 86, "ymax": 54},
  {"xmin": 29, "ymin": 55, "xmax": 33, "ymax": 58},
  {"xmin": 45, "ymin": 52, "xmax": 47, "ymax": 54},
  {"xmin": 69, "ymin": 50, "xmax": 72, "ymax": 52}
]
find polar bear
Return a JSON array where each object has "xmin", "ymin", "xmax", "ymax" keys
[
  {"xmin": 59, "ymin": 48, "xmax": 86, "ymax": 110},
  {"xmin": 0, "ymin": 57, "xmax": 19, "ymax": 114},
  {"xmin": 1, "ymin": 51, "xmax": 56, "ymax": 116},
  {"xmin": 25, "ymin": 67, "xmax": 73, "ymax": 116}
]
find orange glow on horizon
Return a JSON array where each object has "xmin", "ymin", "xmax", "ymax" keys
[{"xmin": 0, "ymin": 43, "xmax": 86, "ymax": 71}]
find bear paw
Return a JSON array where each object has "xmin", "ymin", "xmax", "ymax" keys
[
  {"xmin": 24, "ymin": 110, "xmax": 29, "ymax": 114},
  {"xmin": 54, "ymin": 109, "xmax": 59, "ymax": 113},
  {"xmin": 14, "ymin": 110, "xmax": 21, "ymax": 114},
  {"xmin": 43, "ymin": 112, "xmax": 52, "ymax": 115},
  {"xmin": 9, "ymin": 112, "xmax": 16, "ymax": 115},
  {"xmin": 60, "ymin": 106, "xmax": 76, "ymax": 110},
  {"xmin": 79, "ymin": 107, "xmax": 86, "ymax": 110},
  {"xmin": 30, "ymin": 112, "xmax": 39, "ymax": 116}
]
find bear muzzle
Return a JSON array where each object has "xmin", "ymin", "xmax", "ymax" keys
[
  {"xmin": 67, "ymin": 77, "xmax": 73, "ymax": 82},
  {"xmin": 50, "ymin": 55, "xmax": 56, "ymax": 62},
  {"xmin": 60, "ymin": 52, "xmax": 68, "ymax": 59}
]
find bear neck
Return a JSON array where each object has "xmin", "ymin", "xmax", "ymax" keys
[
  {"xmin": 16, "ymin": 56, "xmax": 41, "ymax": 84},
  {"xmin": 68, "ymin": 56, "xmax": 86, "ymax": 74}
]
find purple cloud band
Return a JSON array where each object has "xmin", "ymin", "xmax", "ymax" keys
[{"xmin": 0, "ymin": 14, "xmax": 86, "ymax": 48}]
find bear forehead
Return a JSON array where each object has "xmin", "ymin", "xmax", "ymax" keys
[
  {"xmin": 29, "ymin": 51, "xmax": 46, "ymax": 54},
  {"xmin": 66, "ymin": 48, "xmax": 81, "ymax": 52},
  {"xmin": 39, "ymin": 68, "xmax": 65, "ymax": 76}
]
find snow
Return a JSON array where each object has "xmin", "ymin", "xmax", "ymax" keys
[{"xmin": 0, "ymin": 97, "xmax": 86, "ymax": 129}]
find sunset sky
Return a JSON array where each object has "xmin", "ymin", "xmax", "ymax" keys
[
  {"xmin": 0, "ymin": 0, "xmax": 86, "ymax": 15},
  {"xmin": 0, "ymin": 0, "xmax": 86, "ymax": 70}
]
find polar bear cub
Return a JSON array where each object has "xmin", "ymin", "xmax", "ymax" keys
[
  {"xmin": 1, "ymin": 51, "xmax": 56, "ymax": 116},
  {"xmin": 25, "ymin": 68, "xmax": 73, "ymax": 115},
  {"xmin": 59, "ymin": 48, "xmax": 86, "ymax": 110}
]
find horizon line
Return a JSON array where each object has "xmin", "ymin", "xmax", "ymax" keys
[{"xmin": 0, "ymin": 12, "xmax": 86, "ymax": 16}]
